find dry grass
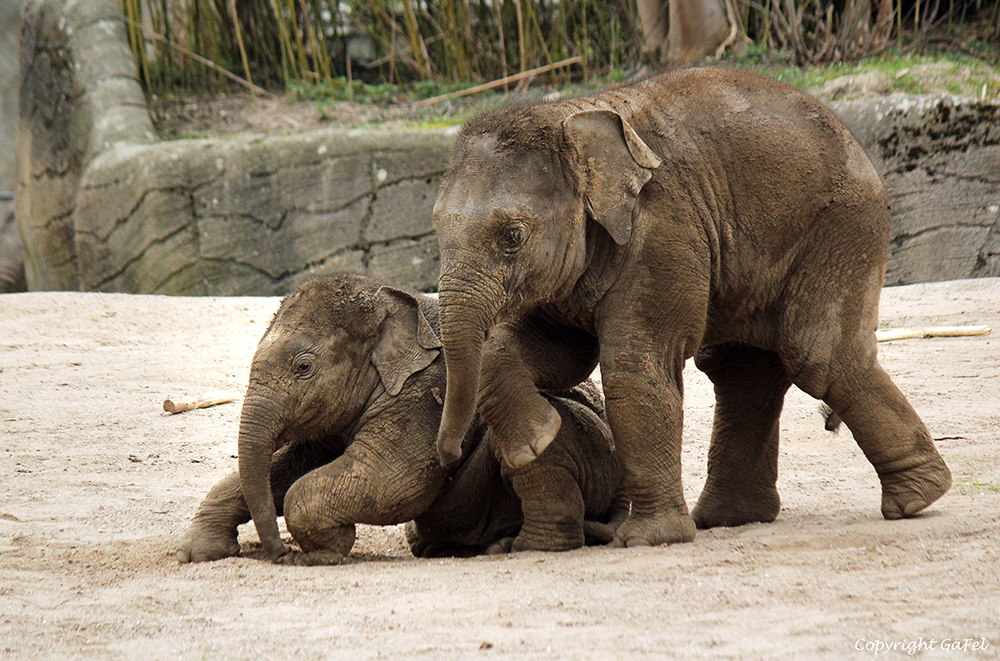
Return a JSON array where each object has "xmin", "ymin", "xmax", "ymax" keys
[{"xmin": 119, "ymin": 0, "xmax": 1000, "ymax": 95}]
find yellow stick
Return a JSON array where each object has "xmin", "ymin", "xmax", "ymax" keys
[
  {"xmin": 414, "ymin": 56, "xmax": 582, "ymax": 107},
  {"xmin": 163, "ymin": 392, "xmax": 241, "ymax": 414},
  {"xmin": 876, "ymin": 326, "xmax": 992, "ymax": 342}
]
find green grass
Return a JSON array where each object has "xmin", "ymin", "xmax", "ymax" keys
[
  {"xmin": 952, "ymin": 477, "xmax": 1000, "ymax": 495},
  {"xmin": 724, "ymin": 48, "xmax": 1000, "ymax": 99}
]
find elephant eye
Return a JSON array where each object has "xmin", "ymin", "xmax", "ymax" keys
[
  {"xmin": 499, "ymin": 224, "xmax": 526, "ymax": 255},
  {"xmin": 292, "ymin": 353, "xmax": 315, "ymax": 378}
]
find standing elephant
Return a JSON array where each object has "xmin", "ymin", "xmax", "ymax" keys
[
  {"xmin": 177, "ymin": 274, "xmax": 625, "ymax": 564},
  {"xmin": 432, "ymin": 67, "xmax": 952, "ymax": 548}
]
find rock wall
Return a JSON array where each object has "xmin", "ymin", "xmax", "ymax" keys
[
  {"xmin": 15, "ymin": 0, "xmax": 1000, "ymax": 295},
  {"xmin": 17, "ymin": 0, "xmax": 449, "ymax": 295},
  {"xmin": 74, "ymin": 129, "xmax": 451, "ymax": 295},
  {"xmin": 831, "ymin": 95, "xmax": 1000, "ymax": 286},
  {"xmin": 1, "ymin": 0, "xmax": 25, "ymax": 191},
  {"xmin": 0, "ymin": 0, "xmax": 26, "ymax": 292},
  {"xmin": 17, "ymin": 0, "xmax": 156, "ymax": 291}
]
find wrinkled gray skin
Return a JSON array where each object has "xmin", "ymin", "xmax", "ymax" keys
[
  {"xmin": 432, "ymin": 67, "xmax": 952, "ymax": 549},
  {"xmin": 177, "ymin": 274, "xmax": 625, "ymax": 564},
  {"xmin": 0, "ymin": 208, "xmax": 26, "ymax": 293}
]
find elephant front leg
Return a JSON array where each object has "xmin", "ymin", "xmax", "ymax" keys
[
  {"xmin": 602, "ymin": 350, "xmax": 696, "ymax": 546},
  {"xmin": 177, "ymin": 472, "xmax": 248, "ymax": 563},
  {"xmin": 281, "ymin": 430, "xmax": 446, "ymax": 565},
  {"xmin": 691, "ymin": 344, "xmax": 792, "ymax": 528},
  {"xmin": 478, "ymin": 319, "xmax": 599, "ymax": 471},
  {"xmin": 506, "ymin": 456, "xmax": 587, "ymax": 552},
  {"xmin": 480, "ymin": 358, "xmax": 563, "ymax": 470},
  {"xmin": 178, "ymin": 440, "xmax": 339, "ymax": 563}
]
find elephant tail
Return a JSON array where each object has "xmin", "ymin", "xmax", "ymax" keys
[{"xmin": 820, "ymin": 403, "xmax": 843, "ymax": 432}]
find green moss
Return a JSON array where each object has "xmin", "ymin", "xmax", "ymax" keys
[
  {"xmin": 722, "ymin": 47, "xmax": 1000, "ymax": 99},
  {"xmin": 953, "ymin": 477, "xmax": 1000, "ymax": 495}
]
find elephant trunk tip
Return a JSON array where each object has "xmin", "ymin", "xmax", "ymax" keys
[{"xmin": 436, "ymin": 427, "xmax": 465, "ymax": 467}]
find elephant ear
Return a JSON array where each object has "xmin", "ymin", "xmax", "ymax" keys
[
  {"xmin": 563, "ymin": 109, "xmax": 662, "ymax": 245},
  {"xmin": 372, "ymin": 286, "xmax": 442, "ymax": 397}
]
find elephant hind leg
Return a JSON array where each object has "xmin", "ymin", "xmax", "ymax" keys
[
  {"xmin": 507, "ymin": 462, "xmax": 587, "ymax": 552},
  {"xmin": 691, "ymin": 343, "xmax": 791, "ymax": 529},
  {"xmin": 809, "ymin": 357, "xmax": 951, "ymax": 519}
]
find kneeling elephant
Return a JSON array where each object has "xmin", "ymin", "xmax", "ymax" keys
[{"xmin": 177, "ymin": 274, "xmax": 626, "ymax": 564}]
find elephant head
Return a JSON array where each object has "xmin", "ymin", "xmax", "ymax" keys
[
  {"xmin": 433, "ymin": 104, "xmax": 661, "ymax": 463},
  {"xmin": 238, "ymin": 274, "xmax": 442, "ymax": 561}
]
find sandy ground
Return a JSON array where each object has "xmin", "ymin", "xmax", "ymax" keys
[{"xmin": 1, "ymin": 278, "xmax": 998, "ymax": 660}]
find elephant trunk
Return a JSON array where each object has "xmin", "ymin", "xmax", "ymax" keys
[
  {"xmin": 436, "ymin": 272, "xmax": 503, "ymax": 466},
  {"xmin": 237, "ymin": 391, "xmax": 288, "ymax": 561}
]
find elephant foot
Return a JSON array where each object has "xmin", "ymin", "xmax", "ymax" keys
[
  {"xmin": 176, "ymin": 523, "xmax": 241, "ymax": 564},
  {"xmin": 498, "ymin": 402, "xmax": 562, "ymax": 470},
  {"xmin": 486, "ymin": 533, "xmax": 583, "ymax": 554},
  {"xmin": 879, "ymin": 454, "xmax": 952, "ymax": 520},
  {"xmin": 612, "ymin": 511, "xmax": 696, "ymax": 547},
  {"xmin": 286, "ymin": 520, "xmax": 357, "ymax": 560},
  {"xmin": 486, "ymin": 537, "xmax": 515, "ymax": 554},
  {"xmin": 404, "ymin": 520, "xmax": 433, "ymax": 557},
  {"xmin": 691, "ymin": 486, "xmax": 781, "ymax": 529},
  {"xmin": 511, "ymin": 524, "xmax": 585, "ymax": 553},
  {"xmin": 582, "ymin": 521, "xmax": 619, "ymax": 545},
  {"xmin": 405, "ymin": 521, "xmax": 456, "ymax": 558}
]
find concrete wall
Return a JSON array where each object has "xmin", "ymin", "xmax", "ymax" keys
[
  {"xmin": 1, "ymin": 0, "xmax": 27, "ymax": 292},
  {"xmin": 17, "ymin": 0, "xmax": 450, "ymax": 295},
  {"xmin": 17, "ymin": 0, "xmax": 157, "ymax": 291},
  {"xmin": 1, "ymin": 0, "xmax": 25, "ymax": 192},
  {"xmin": 74, "ymin": 128, "xmax": 452, "ymax": 295},
  {"xmin": 15, "ymin": 0, "xmax": 1000, "ymax": 295},
  {"xmin": 831, "ymin": 95, "xmax": 1000, "ymax": 287}
]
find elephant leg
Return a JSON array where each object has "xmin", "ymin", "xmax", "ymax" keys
[
  {"xmin": 691, "ymin": 343, "xmax": 792, "ymax": 529},
  {"xmin": 177, "ymin": 439, "xmax": 337, "ymax": 563},
  {"xmin": 478, "ymin": 316, "xmax": 599, "ymax": 470},
  {"xmin": 601, "ymin": 348, "xmax": 697, "ymax": 547},
  {"xmin": 505, "ymin": 444, "xmax": 587, "ymax": 553},
  {"xmin": 508, "ymin": 465, "xmax": 586, "ymax": 552},
  {"xmin": 410, "ymin": 421, "xmax": 523, "ymax": 556},
  {"xmin": 780, "ymin": 238, "xmax": 951, "ymax": 520},
  {"xmin": 404, "ymin": 521, "xmax": 493, "ymax": 558},
  {"xmin": 805, "ymin": 355, "xmax": 951, "ymax": 519},
  {"xmin": 509, "ymin": 393, "xmax": 624, "ymax": 550},
  {"xmin": 583, "ymin": 486, "xmax": 630, "ymax": 545},
  {"xmin": 177, "ymin": 471, "xmax": 247, "ymax": 563},
  {"xmin": 282, "ymin": 429, "xmax": 446, "ymax": 565}
]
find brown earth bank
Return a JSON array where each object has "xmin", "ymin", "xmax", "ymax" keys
[
  {"xmin": 147, "ymin": 61, "xmax": 1000, "ymax": 141},
  {"xmin": 0, "ymin": 278, "xmax": 998, "ymax": 660}
]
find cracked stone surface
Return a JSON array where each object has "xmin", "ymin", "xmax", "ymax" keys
[
  {"xmin": 72, "ymin": 130, "xmax": 450, "ymax": 294},
  {"xmin": 830, "ymin": 95, "xmax": 1000, "ymax": 286},
  {"xmin": 15, "ymin": 0, "xmax": 1000, "ymax": 295}
]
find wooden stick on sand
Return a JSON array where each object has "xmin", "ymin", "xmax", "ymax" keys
[
  {"xmin": 876, "ymin": 325, "xmax": 992, "ymax": 342},
  {"xmin": 163, "ymin": 392, "xmax": 241, "ymax": 414}
]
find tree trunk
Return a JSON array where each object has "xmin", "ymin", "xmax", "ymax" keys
[
  {"xmin": 636, "ymin": 0, "xmax": 670, "ymax": 64},
  {"xmin": 637, "ymin": 0, "xmax": 731, "ymax": 65}
]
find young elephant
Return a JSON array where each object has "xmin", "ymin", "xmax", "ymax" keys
[
  {"xmin": 177, "ymin": 274, "xmax": 625, "ymax": 564},
  {"xmin": 432, "ymin": 67, "xmax": 952, "ymax": 548}
]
